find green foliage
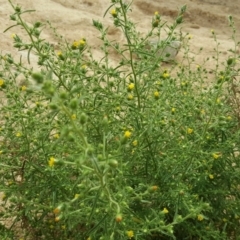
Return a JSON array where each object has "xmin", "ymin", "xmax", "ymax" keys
[{"xmin": 0, "ymin": 0, "xmax": 240, "ymax": 239}]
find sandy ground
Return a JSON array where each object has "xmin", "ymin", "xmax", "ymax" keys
[{"xmin": 0, "ymin": 0, "xmax": 240, "ymax": 72}]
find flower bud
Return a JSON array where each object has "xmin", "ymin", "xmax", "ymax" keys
[
  {"xmin": 108, "ymin": 159, "xmax": 118, "ymax": 168},
  {"xmin": 115, "ymin": 214, "xmax": 123, "ymax": 222},
  {"xmin": 32, "ymin": 72, "xmax": 44, "ymax": 84},
  {"xmin": 69, "ymin": 98, "xmax": 78, "ymax": 110},
  {"xmin": 80, "ymin": 113, "xmax": 88, "ymax": 125}
]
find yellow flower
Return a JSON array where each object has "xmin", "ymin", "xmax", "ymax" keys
[
  {"xmin": 72, "ymin": 40, "xmax": 79, "ymax": 48},
  {"xmin": 116, "ymin": 106, "xmax": 121, "ymax": 111},
  {"xmin": 110, "ymin": 9, "xmax": 117, "ymax": 17},
  {"xmin": 128, "ymin": 83, "xmax": 135, "ymax": 91},
  {"xmin": 197, "ymin": 214, "xmax": 204, "ymax": 221},
  {"xmin": 154, "ymin": 91, "xmax": 160, "ymax": 98},
  {"xmin": 128, "ymin": 94, "xmax": 133, "ymax": 100},
  {"xmin": 209, "ymin": 174, "xmax": 214, "ymax": 179},
  {"xmin": 154, "ymin": 11, "xmax": 159, "ymax": 15},
  {"xmin": 219, "ymin": 75, "xmax": 224, "ymax": 80},
  {"xmin": 132, "ymin": 140, "xmax": 138, "ymax": 146},
  {"xmin": 74, "ymin": 194, "xmax": 80, "ymax": 199},
  {"xmin": 11, "ymin": 33, "xmax": 16, "ymax": 39},
  {"xmin": 124, "ymin": 130, "xmax": 132, "ymax": 138},
  {"xmin": 53, "ymin": 206, "xmax": 61, "ymax": 214},
  {"xmin": 212, "ymin": 153, "xmax": 221, "ymax": 159},
  {"xmin": 0, "ymin": 79, "xmax": 4, "ymax": 87},
  {"xmin": 181, "ymin": 81, "xmax": 187, "ymax": 87},
  {"xmin": 163, "ymin": 207, "xmax": 169, "ymax": 214},
  {"xmin": 79, "ymin": 39, "xmax": 86, "ymax": 46},
  {"xmin": 48, "ymin": 157, "xmax": 55, "ymax": 167},
  {"xmin": 55, "ymin": 216, "xmax": 60, "ymax": 222},
  {"xmin": 171, "ymin": 108, "xmax": 176, "ymax": 113},
  {"xmin": 16, "ymin": 132, "xmax": 22, "ymax": 137},
  {"xmin": 162, "ymin": 72, "xmax": 170, "ymax": 78},
  {"xmin": 71, "ymin": 114, "xmax": 76, "ymax": 120},
  {"xmin": 126, "ymin": 230, "xmax": 134, "ymax": 239},
  {"xmin": 57, "ymin": 51, "xmax": 62, "ymax": 56},
  {"xmin": 72, "ymin": 39, "xmax": 85, "ymax": 49},
  {"xmin": 187, "ymin": 128, "xmax": 193, "ymax": 134},
  {"xmin": 21, "ymin": 85, "xmax": 27, "ymax": 91},
  {"xmin": 54, "ymin": 133, "xmax": 60, "ymax": 139}
]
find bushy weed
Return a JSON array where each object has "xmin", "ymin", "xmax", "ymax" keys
[{"xmin": 0, "ymin": 0, "xmax": 240, "ymax": 239}]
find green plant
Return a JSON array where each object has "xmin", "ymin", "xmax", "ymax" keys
[{"xmin": 1, "ymin": 0, "xmax": 240, "ymax": 239}]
